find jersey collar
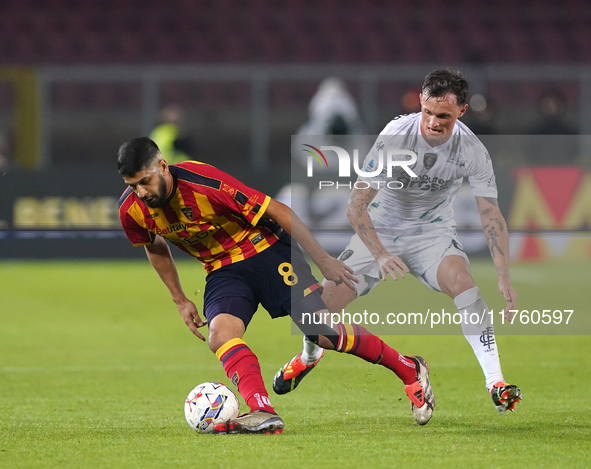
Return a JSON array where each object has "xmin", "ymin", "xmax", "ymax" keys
[{"xmin": 164, "ymin": 167, "xmax": 179, "ymax": 205}]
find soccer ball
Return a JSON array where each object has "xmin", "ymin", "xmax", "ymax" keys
[{"xmin": 184, "ymin": 382, "xmax": 240, "ymax": 433}]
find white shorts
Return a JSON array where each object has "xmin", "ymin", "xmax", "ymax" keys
[{"xmin": 338, "ymin": 228, "xmax": 469, "ymax": 296}]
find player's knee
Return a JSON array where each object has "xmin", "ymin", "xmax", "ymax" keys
[
  {"xmin": 320, "ymin": 291, "xmax": 339, "ymax": 312},
  {"xmin": 206, "ymin": 313, "xmax": 246, "ymax": 354},
  {"xmin": 451, "ymin": 271, "xmax": 476, "ymax": 296},
  {"xmin": 320, "ymin": 280, "xmax": 357, "ymax": 314},
  {"xmin": 318, "ymin": 335, "xmax": 337, "ymax": 350},
  {"xmin": 207, "ymin": 335, "xmax": 220, "ymax": 354},
  {"xmin": 458, "ymin": 271, "xmax": 475, "ymax": 287},
  {"xmin": 207, "ymin": 329, "xmax": 227, "ymax": 354}
]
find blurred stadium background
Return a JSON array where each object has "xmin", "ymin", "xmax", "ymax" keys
[
  {"xmin": 1, "ymin": 3, "xmax": 590, "ymax": 467},
  {"xmin": 0, "ymin": 0, "xmax": 590, "ymax": 262}
]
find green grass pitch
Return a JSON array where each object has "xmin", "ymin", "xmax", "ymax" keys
[{"xmin": 1, "ymin": 259, "xmax": 589, "ymax": 468}]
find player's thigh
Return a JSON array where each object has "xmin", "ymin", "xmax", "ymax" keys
[
  {"xmin": 252, "ymin": 235, "xmax": 323, "ymax": 318},
  {"xmin": 404, "ymin": 232, "xmax": 469, "ymax": 292},
  {"xmin": 331, "ymin": 234, "xmax": 392, "ymax": 297},
  {"xmin": 436, "ymin": 254, "xmax": 476, "ymax": 298},
  {"xmin": 203, "ymin": 269, "xmax": 259, "ymax": 352}
]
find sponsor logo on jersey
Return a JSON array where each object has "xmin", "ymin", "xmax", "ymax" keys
[
  {"xmin": 154, "ymin": 222, "xmax": 190, "ymax": 235},
  {"xmin": 397, "ymin": 174, "xmax": 451, "ymax": 191}
]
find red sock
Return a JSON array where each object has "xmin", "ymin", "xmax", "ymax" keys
[
  {"xmin": 216, "ymin": 339, "xmax": 275, "ymax": 414},
  {"xmin": 335, "ymin": 323, "xmax": 418, "ymax": 385}
]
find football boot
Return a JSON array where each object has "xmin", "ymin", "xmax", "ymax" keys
[
  {"xmin": 490, "ymin": 381, "xmax": 522, "ymax": 415},
  {"xmin": 212, "ymin": 410, "xmax": 284, "ymax": 434},
  {"xmin": 404, "ymin": 356, "xmax": 435, "ymax": 425},
  {"xmin": 273, "ymin": 350, "xmax": 324, "ymax": 395}
]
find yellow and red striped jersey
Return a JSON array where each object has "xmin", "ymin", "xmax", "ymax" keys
[{"xmin": 118, "ymin": 161, "xmax": 280, "ymax": 273}]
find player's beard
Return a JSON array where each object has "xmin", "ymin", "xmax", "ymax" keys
[{"xmin": 143, "ymin": 174, "xmax": 168, "ymax": 208}]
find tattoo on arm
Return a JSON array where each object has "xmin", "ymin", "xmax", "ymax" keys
[
  {"xmin": 347, "ymin": 185, "xmax": 378, "ymax": 221},
  {"xmin": 347, "ymin": 183, "xmax": 382, "ymax": 256},
  {"xmin": 478, "ymin": 196, "xmax": 509, "ymax": 269},
  {"xmin": 490, "ymin": 217, "xmax": 504, "ymax": 232},
  {"xmin": 485, "ymin": 225, "xmax": 505, "ymax": 259},
  {"xmin": 483, "ymin": 215, "xmax": 506, "ymax": 259}
]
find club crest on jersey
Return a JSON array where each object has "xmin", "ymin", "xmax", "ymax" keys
[
  {"xmin": 181, "ymin": 207, "xmax": 194, "ymax": 221},
  {"xmin": 423, "ymin": 153, "xmax": 438, "ymax": 171}
]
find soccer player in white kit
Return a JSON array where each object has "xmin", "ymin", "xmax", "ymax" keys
[{"xmin": 274, "ymin": 69, "xmax": 522, "ymax": 415}]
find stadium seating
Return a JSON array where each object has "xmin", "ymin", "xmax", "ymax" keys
[
  {"xmin": 0, "ymin": 0, "xmax": 586, "ymax": 110},
  {"xmin": 0, "ymin": 0, "xmax": 589, "ymax": 65}
]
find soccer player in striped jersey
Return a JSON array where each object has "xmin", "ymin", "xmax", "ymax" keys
[{"xmin": 117, "ymin": 137, "xmax": 435, "ymax": 434}]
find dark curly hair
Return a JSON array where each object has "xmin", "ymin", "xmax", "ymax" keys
[{"xmin": 421, "ymin": 69, "xmax": 469, "ymax": 105}]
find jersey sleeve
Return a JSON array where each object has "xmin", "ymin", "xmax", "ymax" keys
[
  {"xmin": 358, "ymin": 116, "xmax": 414, "ymax": 185},
  {"xmin": 228, "ymin": 178, "xmax": 271, "ymax": 226},
  {"xmin": 466, "ymin": 147, "xmax": 498, "ymax": 198},
  {"xmin": 184, "ymin": 163, "xmax": 271, "ymax": 226},
  {"xmin": 118, "ymin": 192, "xmax": 155, "ymax": 246},
  {"xmin": 358, "ymin": 137, "xmax": 388, "ymax": 185}
]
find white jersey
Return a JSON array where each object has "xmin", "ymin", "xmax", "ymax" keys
[{"xmin": 359, "ymin": 113, "xmax": 497, "ymax": 235}]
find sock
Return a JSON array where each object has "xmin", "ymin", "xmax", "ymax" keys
[
  {"xmin": 301, "ymin": 335, "xmax": 324, "ymax": 365},
  {"xmin": 216, "ymin": 338, "xmax": 275, "ymax": 414},
  {"xmin": 334, "ymin": 323, "xmax": 417, "ymax": 385},
  {"xmin": 454, "ymin": 286, "xmax": 504, "ymax": 390}
]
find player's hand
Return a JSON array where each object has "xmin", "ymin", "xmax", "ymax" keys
[
  {"xmin": 377, "ymin": 254, "xmax": 409, "ymax": 281},
  {"xmin": 175, "ymin": 298, "xmax": 208, "ymax": 341},
  {"xmin": 317, "ymin": 256, "xmax": 359, "ymax": 293},
  {"xmin": 498, "ymin": 277, "xmax": 517, "ymax": 320}
]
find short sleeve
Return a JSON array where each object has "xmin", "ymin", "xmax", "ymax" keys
[
  {"xmin": 467, "ymin": 149, "xmax": 498, "ymax": 198},
  {"xmin": 193, "ymin": 164, "xmax": 271, "ymax": 226},
  {"xmin": 358, "ymin": 117, "xmax": 415, "ymax": 185},
  {"xmin": 118, "ymin": 193, "xmax": 155, "ymax": 246},
  {"xmin": 358, "ymin": 137, "xmax": 389, "ymax": 184}
]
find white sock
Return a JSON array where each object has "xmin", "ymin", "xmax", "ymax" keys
[
  {"xmin": 300, "ymin": 335, "xmax": 324, "ymax": 365},
  {"xmin": 454, "ymin": 287, "xmax": 504, "ymax": 390}
]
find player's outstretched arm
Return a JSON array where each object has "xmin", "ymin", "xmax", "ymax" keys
[
  {"xmin": 144, "ymin": 236, "xmax": 207, "ymax": 340},
  {"xmin": 263, "ymin": 198, "xmax": 358, "ymax": 292},
  {"xmin": 476, "ymin": 196, "xmax": 518, "ymax": 316},
  {"xmin": 347, "ymin": 180, "xmax": 409, "ymax": 281}
]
